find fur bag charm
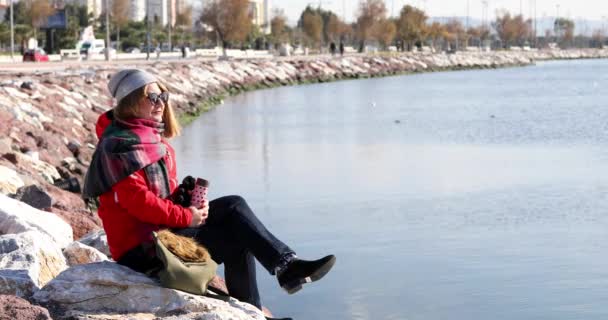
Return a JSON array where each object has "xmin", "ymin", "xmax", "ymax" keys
[{"xmin": 152, "ymin": 230, "xmax": 217, "ymax": 295}]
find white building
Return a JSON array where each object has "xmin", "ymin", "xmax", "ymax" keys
[
  {"xmin": 130, "ymin": 0, "xmax": 146, "ymax": 22},
  {"xmin": 248, "ymin": 0, "xmax": 271, "ymax": 34},
  {"xmin": 68, "ymin": 0, "xmax": 103, "ymax": 19},
  {"xmin": 0, "ymin": 0, "xmax": 7, "ymax": 23}
]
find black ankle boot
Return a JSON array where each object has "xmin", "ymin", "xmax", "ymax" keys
[{"xmin": 277, "ymin": 255, "xmax": 336, "ymax": 294}]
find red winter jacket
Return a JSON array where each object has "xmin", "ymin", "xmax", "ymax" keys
[{"xmin": 95, "ymin": 111, "xmax": 192, "ymax": 261}]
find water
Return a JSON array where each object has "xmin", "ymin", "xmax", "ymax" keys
[{"xmin": 173, "ymin": 59, "xmax": 608, "ymax": 320}]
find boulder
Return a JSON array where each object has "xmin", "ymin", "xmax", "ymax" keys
[
  {"xmin": 0, "ymin": 294, "xmax": 51, "ymax": 320},
  {"xmin": 10, "ymin": 185, "xmax": 52, "ymax": 209},
  {"xmin": 0, "ymin": 231, "xmax": 68, "ymax": 299},
  {"xmin": 0, "ymin": 165, "xmax": 24, "ymax": 195},
  {"xmin": 77, "ymin": 229, "xmax": 110, "ymax": 257},
  {"xmin": 63, "ymin": 242, "xmax": 109, "ymax": 266},
  {"xmin": 34, "ymin": 262, "xmax": 265, "ymax": 320},
  {"xmin": 50, "ymin": 207, "xmax": 101, "ymax": 241},
  {"xmin": 0, "ymin": 194, "xmax": 73, "ymax": 248}
]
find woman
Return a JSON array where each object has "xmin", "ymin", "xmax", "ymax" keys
[{"xmin": 83, "ymin": 69, "xmax": 335, "ymax": 320}]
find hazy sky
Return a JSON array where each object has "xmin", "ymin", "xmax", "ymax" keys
[{"xmin": 279, "ymin": 0, "xmax": 608, "ymax": 24}]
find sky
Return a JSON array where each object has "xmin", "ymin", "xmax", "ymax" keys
[{"xmin": 279, "ymin": 0, "xmax": 608, "ymax": 24}]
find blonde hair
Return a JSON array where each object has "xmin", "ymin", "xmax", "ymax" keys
[{"xmin": 113, "ymin": 81, "xmax": 181, "ymax": 138}]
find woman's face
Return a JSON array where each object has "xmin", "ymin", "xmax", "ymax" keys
[{"xmin": 136, "ymin": 83, "xmax": 167, "ymax": 122}]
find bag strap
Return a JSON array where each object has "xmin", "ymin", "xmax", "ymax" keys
[{"xmin": 203, "ymin": 284, "xmax": 232, "ymax": 301}]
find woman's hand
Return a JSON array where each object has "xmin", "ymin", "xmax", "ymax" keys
[
  {"xmin": 188, "ymin": 206, "xmax": 204, "ymax": 227},
  {"xmin": 188, "ymin": 200, "xmax": 209, "ymax": 227}
]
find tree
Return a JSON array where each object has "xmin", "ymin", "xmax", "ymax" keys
[
  {"xmin": 326, "ymin": 14, "xmax": 342, "ymax": 42},
  {"xmin": 396, "ymin": 5, "xmax": 427, "ymax": 51},
  {"xmin": 174, "ymin": 6, "xmax": 193, "ymax": 46},
  {"xmin": 355, "ymin": 0, "xmax": 387, "ymax": 51},
  {"xmin": 554, "ymin": 18, "xmax": 574, "ymax": 47},
  {"xmin": 301, "ymin": 10, "xmax": 322, "ymax": 48},
  {"xmin": 444, "ymin": 19, "xmax": 466, "ymax": 51},
  {"xmin": 426, "ymin": 21, "xmax": 444, "ymax": 51},
  {"xmin": 176, "ymin": 7, "xmax": 193, "ymax": 27},
  {"xmin": 373, "ymin": 18, "xmax": 395, "ymax": 49},
  {"xmin": 24, "ymin": 0, "xmax": 55, "ymax": 39},
  {"xmin": 200, "ymin": 0, "xmax": 252, "ymax": 54},
  {"xmin": 591, "ymin": 29, "xmax": 605, "ymax": 48},
  {"xmin": 270, "ymin": 8, "xmax": 288, "ymax": 45},
  {"xmin": 493, "ymin": 10, "xmax": 531, "ymax": 48},
  {"xmin": 112, "ymin": 0, "xmax": 129, "ymax": 51}
]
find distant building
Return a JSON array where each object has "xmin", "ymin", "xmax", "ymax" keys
[
  {"xmin": 68, "ymin": 0, "xmax": 103, "ymax": 19},
  {"xmin": 248, "ymin": 0, "xmax": 270, "ymax": 34},
  {"xmin": 130, "ymin": 0, "xmax": 146, "ymax": 21},
  {"xmin": 0, "ymin": 0, "xmax": 7, "ymax": 23}
]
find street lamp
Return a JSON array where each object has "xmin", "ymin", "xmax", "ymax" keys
[
  {"xmin": 105, "ymin": 0, "xmax": 110, "ymax": 61},
  {"xmin": 10, "ymin": 0, "xmax": 14, "ymax": 61},
  {"xmin": 146, "ymin": 0, "xmax": 151, "ymax": 60}
]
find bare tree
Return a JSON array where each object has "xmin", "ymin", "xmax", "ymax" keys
[
  {"xmin": 200, "ymin": 0, "xmax": 252, "ymax": 54},
  {"xmin": 270, "ymin": 8, "xmax": 288, "ymax": 44},
  {"xmin": 355, "ymin": 0, "xmax": 387, "ymax": 51},
  {"xmin": 493, "ymin": 10, "xmax": 531, "ymax": 48},
  {"xmin": 302, "ymin": 10, "xmax": 323, "ymax": 48},
  {"xmin": 25, "ymin": 0, "xmax": 54, "ymax": 39},
  {"xmin": 176, "ymin": 6, "xmax": 193, "ymax": 27},
  {"xmin": 112, "ymin": 0, "xmax": 129, "ymax": 51},
  {"xmin": 396, "ymin": 5, "xmax": 427, "ymax": 51},
  {"xmin": 374, "ymin": 18, "xmax": 396, "ymax": 49},
  {"xmin": 554, "ymin": 17, "xmax": 575, "ymax": 47}
]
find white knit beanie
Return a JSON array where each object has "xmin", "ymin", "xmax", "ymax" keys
[{"xmin": 107, "ymin": 69, "xmax": 157, "ymax": 103}]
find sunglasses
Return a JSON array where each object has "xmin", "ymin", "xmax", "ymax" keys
[{"xmin": 147, "ymin": 92, "xmax": 170, "ymax": 104}]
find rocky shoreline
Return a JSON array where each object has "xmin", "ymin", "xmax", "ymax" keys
[{"xmin": 0, "ymin": 49, "xmax": 607, "ymax": 319}]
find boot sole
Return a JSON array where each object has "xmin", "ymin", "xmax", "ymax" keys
[{"xmin": 281, "ymin": 255, "xmax": 336, "ymax": 295}]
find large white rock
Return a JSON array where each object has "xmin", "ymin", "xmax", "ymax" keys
[
  {"xmin": 63, "ymin": 241, "xmax": 109, "ymax": 266},
  {"xmin": 34, "ymin": 262, "xmax": 265, "ymax": 320},
  {"xmin": 0, "ymin": 194, "xmax": 73, "ymax": 248},
  {"xmin": 0, "ymin": 231, "xmax": 68, "ymax": 298},
  {"xmin": 0, "ymin": 165, "xmax": 25, "ymax": 195}
]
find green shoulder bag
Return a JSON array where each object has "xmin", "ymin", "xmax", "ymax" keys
[{"xmin": 152, "ymin": 231, "xmax": 218, "ymax": 295}]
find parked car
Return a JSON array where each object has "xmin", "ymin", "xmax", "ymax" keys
[{"xmin": 23, "ymin": 48, "xmax": 49, "ymax": 62}]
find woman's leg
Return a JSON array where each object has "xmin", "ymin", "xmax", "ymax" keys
[
  {"xmin": 174, "ymin": 195, "xmax": 293, "ymax": 309},
  {"xmin": 204, "ymin": 195, "xmax": 295, "ymax": 274}
]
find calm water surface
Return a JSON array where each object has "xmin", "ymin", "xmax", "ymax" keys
[{"xmin": 173, "ymin": 59, "xmax": 608, "ymax": 320}]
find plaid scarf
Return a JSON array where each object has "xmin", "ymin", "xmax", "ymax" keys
[{"xmin": 82, "ymin": 118, "xmax": 170, "ymax": 200}]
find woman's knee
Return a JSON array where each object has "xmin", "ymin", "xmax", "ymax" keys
[{"xmin": 212, "ymin": 195, "xmax": 247, "ymax": 209}]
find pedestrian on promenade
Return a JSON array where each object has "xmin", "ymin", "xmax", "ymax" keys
[
  {"xmin": 82, "ymin": 69, "xmax": 336, "ymax": 320},
  {"xmin": 330, "ymin": 42, "xmax": 336, "ymax": 55},
  {"xmin": 339, "ymin": 42, "xmax": 345, "ymax": 56}
]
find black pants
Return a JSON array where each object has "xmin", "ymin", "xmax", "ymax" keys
[{"xmin": 174, "ymin": 195, "xmax": 294, "ymax": 309}]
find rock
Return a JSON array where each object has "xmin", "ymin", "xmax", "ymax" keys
[
  {"xmin": 63, "ymin": 242, "xmax": 109, "ymax": 266},
  {"xmin": 34, "ymin": 262, "xmax": 265, "ymax": 320},
  {"xmin": 12, "ymin": 152, "xmax": 60, "ymax": 184},
  {"xmin": 49, "ymin": 207, "xmax": 101, "ymax": 241},
  {"xmin": 0, "ymin": 294, "xmax": 51, "ymax": 320},
  {"xmin": 67, "ymin": 141, "xmax": 81, "ymax": 158},
  {"xmin": 0, "ymin": 194, "xmax": 73, "ymax": 248},
  {"xmin": 0, "ymin": 165, "xmax": 24, "ymax": 195},
  {"xmin": 53, "ymin": 176, "xmax": 81, "ymax": 193},
  {"xmin": 0, "ymin": 138, "xmax": 12, "ymax": 154},
  {"xmin": 10, "ymin": 185, "xmax": 52, "ymax": 209},
  {"xmin": 0, "ymin": 231, "xmax": 68, "ymax": 299},
  {"xmin": 20, "ymin": 81, "xmax": 35, "ymax": 90},
  {"xmin": 78, "ymin": 229, "xmax": 110, "ymax": 257}
]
